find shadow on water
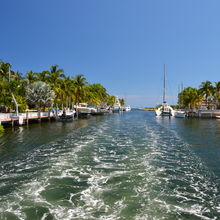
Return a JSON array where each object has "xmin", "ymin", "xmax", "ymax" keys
[{"xmin": 0, "ymin": 117, "xmax": 97, "ymax": 160}]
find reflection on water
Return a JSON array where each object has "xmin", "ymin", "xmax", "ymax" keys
[{"xmin": 0, "ymin": 112, "xmax": 220, "ymax": 219}]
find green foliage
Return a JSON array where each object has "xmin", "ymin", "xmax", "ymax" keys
[
  {"xmin": 26, "ymin": 81, "xmax": 55, "ymax": 108},
  {"xmin": 106, "ymin": 95, "xmax": 116, "ymax": 106},
  {"xmin": 0, "ymin": 60, "xmax": 115, "ymax": 112},
  {"xmin": 178, "ymin": 87, "xmax": 203, "ymax": 108},
  {"xmin": 0, "ymin": 125, "xmax": 4, "ymax": 133},
  {"xmin": 119, "ymin": 98, "xmax": 125, "ymax": 107},
  {"xmin": 177, "ymin": 81, "xmax": 220, "ymax": 109},
  {"xmin": 87, "ymin": 83, "xmax": 108, "ymax": 105}
]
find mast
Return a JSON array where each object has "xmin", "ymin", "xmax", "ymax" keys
[{"xmin": 163, "ymin": 64, "xmax": 166, "ymax": 104}]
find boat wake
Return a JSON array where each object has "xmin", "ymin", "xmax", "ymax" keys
[{"xmin": 0, "ymin": 113, "xmax": 220, "ymax": 219}]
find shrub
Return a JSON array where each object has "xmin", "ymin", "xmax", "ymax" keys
[{"xmin": 0, "ymin": 125, "xmax": 4, "ymax": 133}]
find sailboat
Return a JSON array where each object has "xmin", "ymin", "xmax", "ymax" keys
[{"xmin": 155, "ymin": 65, "xmax": 175, "ymax": 116}]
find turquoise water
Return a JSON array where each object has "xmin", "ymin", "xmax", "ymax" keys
[{"xmin": 0, "ymin": 111, "xmax": 220, "ymax": 219}]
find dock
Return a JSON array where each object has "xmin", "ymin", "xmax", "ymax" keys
[
  {"xmin": 185, "ymin": 109, "xmax": 220, "ymax": 118},
  {"xmin": 0, "ymin": 112, "xmax": 54, "ymax": 126}
]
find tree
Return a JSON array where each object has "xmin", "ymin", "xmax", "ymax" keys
[
  {"xmin": 199, "ymin": 81, "xmax": 214, "ymax": 107},
  {"xmin": 214, "ymin": 81, "xmax": 220, "ymax": 108},
  {"xmin": 0, "ymin": 61, "xmax": 11, "ymax": 81},
  {"xmin": 73, "ymin": 74, "xmax": 88, "ymax": 105},
  {"xmin": 25, "ymin": 71, "xmax": 37, "ymax": 84},
  {"xmin": 47, "ymin": 65, "xmax": 65, "ymax": 87},
  {"xmin": 119, "ymin": 98, "xmax": 125, "ymax": 107},
  {"xmin": 107, "ymin": 95, "xmax": 116, "ymax": 106},
  {"xmin": 178, "ymin": 87, "xmax": 203, "ymax": 109},
  {"xmin": 26, "ymin": 81, "xmax": 55, "ymax": 117},
  {"xmin": 87, "ymin": 83, "xmax": 108, "ymax": 105}
]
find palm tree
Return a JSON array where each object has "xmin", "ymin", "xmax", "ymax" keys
[
  {"xmin": 0, "ymin": 61, "xmax": 11, "ymax": 81},
  {"xmin": 47, "ymin": 65, "xmax": 65, "ymax": 87},
  {"xmin": 54, "ymin": 77, "xmax": 72, "ymax": 109},
  {"xmin": 73, "ymin": 74, "xmax": 88, "ymax": 105},
  {"xmin": 199, "ymin": 81, "xmax": 214, "ymax": 108},
  {"xmin": 37, "ymin": 70, "xmax": 49, "ymax": 82},
  {"xmin": 87, "ymin": 84, "xmax": 108, "ymax": 105},
  {"xmin": 107, "ymin": 95, "xmax": 116, "ymax": 106},
  {"xmin": 25, "ymin": 71, "xmax": 36, "ymax": 84},
  {"xmin": 179, "ymin": 87, "xmax": 203, "ymax": 109},
  {"xmin": 119, "ymin": 98, "xmax": 125, "ymax": 107},
  {"xmin": 214, "ymin": 81, "xmax": 220, "ymax": 108}
]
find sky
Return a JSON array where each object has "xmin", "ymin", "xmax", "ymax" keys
[{"xmin": 1, "ymin": 0, "xmax": 220, "ymax": 107}]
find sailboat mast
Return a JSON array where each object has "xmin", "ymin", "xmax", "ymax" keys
[{"xmin": 163, "ymin": 64, "xmax": 166, "ymax": 103}]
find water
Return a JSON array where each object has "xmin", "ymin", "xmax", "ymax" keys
[{"xmin": 0, "ymin": 111, "xmax": 220, "ymax": 220}]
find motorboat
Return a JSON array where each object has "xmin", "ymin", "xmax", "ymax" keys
[
  {"xmin": 125, "ymin": 106, "xmax": 131, "ymax": 111},
  {"xmin": 77, "ymin": 103, "xmax": 97, "ymax": 115},
  {"xmin": 58, "ymin": 109, "xmax": 75, "ymax": 121},
  {"xmin": 113, "ymin": 97, "xmax": 121, "ymax": 113},
  {"xmin": 174, "ymin": 110, "xmax": 186, "ymax": 118}
]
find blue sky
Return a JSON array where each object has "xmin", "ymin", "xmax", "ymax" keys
[{"xmin": 1, "ymin": 0, "xmax": 220, "ymax": 107}]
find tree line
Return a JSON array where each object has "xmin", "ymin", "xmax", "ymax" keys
[
  {"xmin": 178, "ymin": 81, "xmax": 220, "ymax": 109},
  {"xmin": 0, "ymin": 60, "xmax": 123, "ymax": 113}
]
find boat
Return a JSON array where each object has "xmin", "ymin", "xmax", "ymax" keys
[
  {"xmin": 174, "ymin": 110, "xmax": 186, "ymax": 118},
  {"xmin": 113, "ymin": 97, "xmax": 121, "ymax": 113},
  {"xmin": 91, "ymin": 107, "xmax": 110, "ymax": 115},
  {"xmin": 155, "ymin": 104, "xmax": 175, "ymax": 116},
  {"xmin": 58, "ymin": 109, "xmax": 75, "ymax": 121},
  {"xmin": 155, "ymin": 65, "xmax": 175, "ymax": 116},
  {"xmin": 77, "ymin": 103, "xmax": 97, "ymax": 115},
  {"xmin": 125, "ymin": 106, "xmax": 131, "ymax": 111}
]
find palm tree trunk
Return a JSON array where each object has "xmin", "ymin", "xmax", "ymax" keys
[{"xmin": 11, "ymin": 93, "xmax": 19, "ymax": 116}]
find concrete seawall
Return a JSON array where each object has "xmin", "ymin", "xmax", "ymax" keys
[{"xmin": 186, "ymin": 110, "xmax": 220, "ymax": 118}]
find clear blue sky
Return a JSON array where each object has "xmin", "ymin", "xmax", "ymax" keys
[{"xmin": 1, "ymin": 0, "xmax": 220, "ymax": 107}]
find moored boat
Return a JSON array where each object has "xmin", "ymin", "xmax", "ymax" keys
[
  {"xmin": 155, "ymin": 103, "xmax": 175, "ymax": 116},
  {"xmin": 77, "ymin": 103, "xmax": 97, "ymax": 115},
  {"xmin": 58, "ymin": 109, "xmax": 75, "ymax": 121},
  {"xmin": 113, "ymin": 97, "xmax": 121, "ymax": 113},
  {"xmin": 174, "ymin": 110, "xmax": 186, "ymax": 118},
  {"xmin": 155, "ymin": 65, "xmax": 174, "ymax": 116},
  {"xmin": 125, "ymin": 106, "xmax": 131, "ymax": 111}
]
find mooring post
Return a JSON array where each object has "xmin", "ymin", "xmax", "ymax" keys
[
  {"xmin": 26, "ymin": 111, "xmax": 29, "ymax": 125},
  {"xmin": 48, "ymin": 109, "xmax": 51, "ymax": 121},
  {"xmin": 55, "ymin": 104, "xmax": 59, "ymax": 120},
  {"xmin": 76, "ymin": 107, "xmax": 79, "ymax": 119},
  {"xmin": 18, "ymin": 116, "xmax": 24, "ymax": 126}
]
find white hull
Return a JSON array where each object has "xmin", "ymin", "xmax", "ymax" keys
[
  {"xmin": 58, "ymin": 110, "xmax": 75, "ymax": 120},
  {"xmin": 174, "ymin": 111, "xmax": 186, "ymax": 118},
  {"xmin": 155, "ymin": 104, "xmax": 175, "ymax": 116},
  {"xmin": 78, "ymin": 107, "xmax": 97, "ymax": 114},
  {"xmin": 113, "ymin": 107, "xmax": 120, "ymax": 113},
  {"xmin": 125, "ymin": 106, "xmax": 131, "ymax": 111},
  {"xmin": 77, "ymin": 103, "xmax": 97, "ymax": 114}
]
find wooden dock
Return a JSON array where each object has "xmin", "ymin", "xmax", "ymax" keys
[{"xmin": 0, "ymin": 112, "xmax": 54, "ymax": 126}]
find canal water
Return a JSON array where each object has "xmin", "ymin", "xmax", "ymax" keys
[{"xmin": 0, "ymin": 110, "xmax": 220, "ymax": 220}]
